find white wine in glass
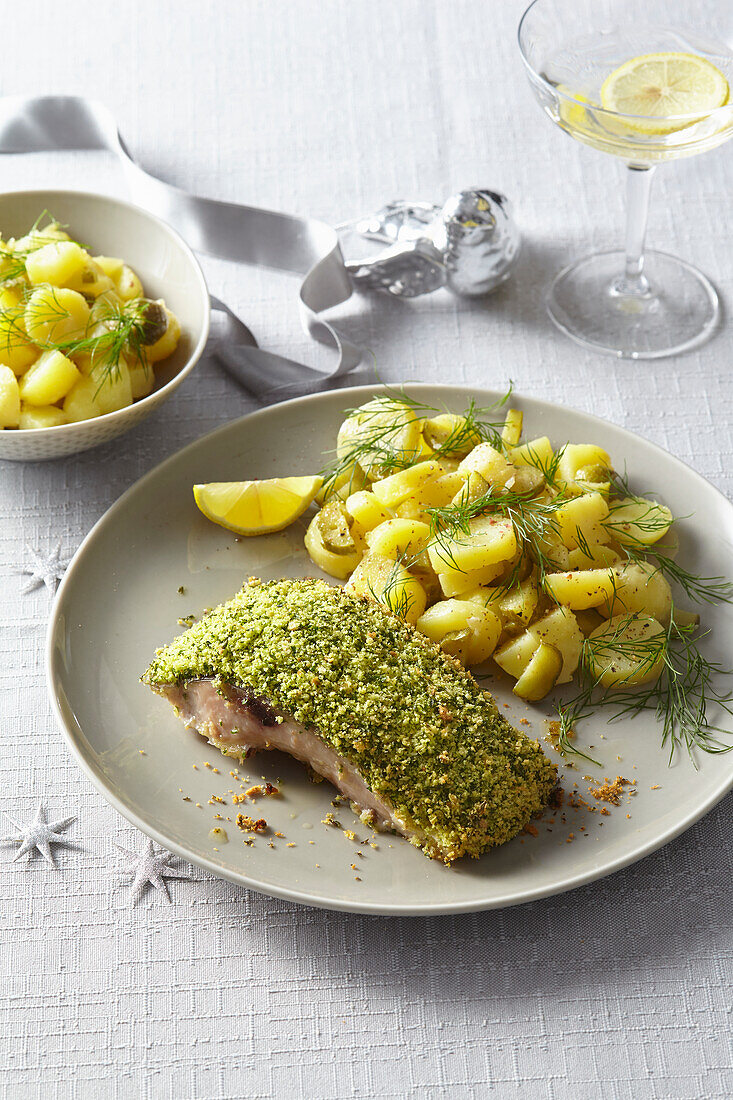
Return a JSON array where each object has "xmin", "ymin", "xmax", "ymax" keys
[{"xmin": 519, "ymin": 0, "xmax": 733, "ymax": 358}]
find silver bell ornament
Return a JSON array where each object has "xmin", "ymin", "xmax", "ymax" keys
[{"xmin": 339, "ymin": 189, "xmax": 520, "ymax": 299}]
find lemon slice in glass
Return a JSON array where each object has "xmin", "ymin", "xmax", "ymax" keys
[
  {"xmin": 193, "ymin": 475, "xmax": 323, "ymax": 535},
  {"xmin": 601, "ymin": 52, "xmax": 729, "ymax": 135}
]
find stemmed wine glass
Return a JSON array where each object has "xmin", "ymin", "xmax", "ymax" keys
[{"xmin": 518, "ymin": 0, "xmax": 733, "ymax": 358}]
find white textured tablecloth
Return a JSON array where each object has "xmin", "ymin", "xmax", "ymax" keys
[{"xmin": 1, "ymin": 1, "xmax": 732, "ymax": 1097}]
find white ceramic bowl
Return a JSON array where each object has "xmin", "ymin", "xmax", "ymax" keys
[{"xmin": 0, "ymin": 189, "xmax": 210, "ymax": 461}]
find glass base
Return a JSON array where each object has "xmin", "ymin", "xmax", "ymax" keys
[{"xmin": 546, "ymin": 249, "xmax": 719, "ymax": 359}]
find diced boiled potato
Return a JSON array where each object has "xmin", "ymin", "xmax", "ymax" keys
[
  {"xmin": 366, "ymin": 518, "xmax": 432, "ymax": 560},
  {"xmin": 345, "ymin": 553, "xmax": 426, "ymax": 625},
  {"xmin": 62, "ymin": 362, "xmax": 133, "ymax": 422},
  {"xmin": 544, "ymin": 568, "xmax": 617, "ymax": 611},
  {"xmin": 554, "ymin": 492, "xmax": 610, "ymax": 550},
  {"xmin": 534, "ymin": 526, "xmax": 571, "ymax": 571},
  {"xmin": 127, "ymin": 359, "xmax": 155, "ymax": 400},
  {"xmin": 371, "ymin": 460, "xmax": 442, "ymax": 508},
  {"xmin": 88, "ymin": 363, "xmax": 134, "ymax": 415},
  {"xmin": 25, "ymin": 286, "xmax": 90, "ymax": 345},
  {"xmin": 344, "ymin": 490, "xmax": 392, "ymax": 533},
  {"xmin": 556, "ymin": 443, "xmax": 612, "ymax": 489},
  {"xmin": 68, "ymin": 258, "xmax": 117, "ymax": 299},
  {"xmin": 144, "ymin": 306, "xmax": 180, "ymax": 363},
  {"xmin": 604, "ymin": 497, "xmax": 673, "ymax": 547},
  {"xmin": 567, "ymin": 542, "xmax": 620, "ymax": 570},
  {"xmin": 416, "ymin": 598, "xmax": 502, "ymax": 665},
  {"xmin": 422, "ymin": 413, "xmax": 481, "ymax": 457},
  {"xmin": 498, "ymin": 572, "xmax": 539, "ymax": 629},
  {"xmin": 600, "ymin": 560, "xmax": 672, "ymax": 625},
  {"xmin": 415, "ymin": 470, "xmax": 466, "ymax": 509},
  {"xmin": 94, "ymin": 255, "xmax": 125, "ymax": 281},
  {"xmin": 18, "ymin": 349, "xmax": 80, "ymax": 406},
  {"xmin": 493, "ymin": 630, "xmax": 539, "ymax": 679},
  {"xmin": 528, "ymin": 606, "xmax": 583, "ymax": 683},
  {"xmin": 449, "ymin": 472, "xmax": 490, "ymax": 509},
  {"xmin": 0, "ymin": 365, "xmax": 20, "ymax": 427},
  {"xmin": 0, "ymin": 288, "xmax": 38, "ymax": 375},
  {"xmin": 19, "ymin": 403, "xmax": 67, "ymax": 430},
  {"xmin": 454, "ymin": 584, "xmax": 506, "ymax": 611},
  {"xmin": 437, "ymin": 561, "xmax": 505, "ymax": 597},
  {"xmin": 587, "ymin": 615, "xmax": 665, "ymax": 688},
  {"xmin": 512, "ymin": 436, "xmax": 553, "ymax": 473},
  {"xmin": 411, "ymin": 432, "xmax": 436, "ymax": 462},
  {"xmin": 304, "ymin": 512, "xmax": 363, "ymax": 579},
  {"xmin": 458, "ymin": 442, "xmax": 514, "ymax": 487},
  {"xmin": 115, "ymin": 264, "xmax": 144, "ymax": 301},
  {"xmin": 394, "ymin": 499, "xmax": 431, "ymax": 522},
  {"xmin": 62, "ymin": 377, "xmax": 105, "ymax": 422},
  {"xmin": 71, "ymin": 352, "xmax": 97, "ymax": 377},
  {"xmin": 336, "ymin": 397, "xmax": 423, "ymax": 475},
  {"xmin": 433, "ymin": 456, "xmax": 462, "ymax": 475},
  {"xmin": 25, "ymin": 241, "xmax": 87, "ymax": 287},
  {"xmin": 504, "ymin": 465, "xmax": 545, "ymax": 497},
  {"xmin": 501, "ymin": 408, "xmax": 523, "ymax": 448},
  {"xmin": 316, "ymin": 463, "xmax": 368, "ymax": 504},
  {"xmin": 427, "ymin": 514, "xmax": 516, "ymax": 574},
  {"xmin": 513, "ymin": 643, "xmax": 563, "ymax": 701}
]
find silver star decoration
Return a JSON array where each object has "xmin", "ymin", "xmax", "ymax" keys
[
  {"xmin": 114, "ymin": 837, "xmax": 193, "ymax": 905},
  {"xmin": 2, "ymin": 803, "xmax": 77, "ymax": 865},
  {"xmin": 20, "ymin": 541, "xmax": 69, "ymax": 593}
]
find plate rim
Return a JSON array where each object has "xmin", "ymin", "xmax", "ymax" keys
[{"xmin": 46, "ymin": 382, "xmax": 733, "ymax": 915}]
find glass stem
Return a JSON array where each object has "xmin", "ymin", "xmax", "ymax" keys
[{"xmin": 620, "ymin": 164, "xmax": 655, "ymax": 296}]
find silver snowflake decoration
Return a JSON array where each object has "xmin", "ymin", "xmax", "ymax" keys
[
  {"xmin": 20, "ymin": 541, "xmax": 69, "ymax": 593},
  {"xmin": 1, "ymin": 803, "xmax": 77, "ymax": 865},
  {"xmin": 114, "ymin": 837, "xmax": 192, "ymax": 905}
]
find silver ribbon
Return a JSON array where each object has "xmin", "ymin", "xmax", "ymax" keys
[{"xmin": 0, "ymin": 96, "xmax": 366, "ymax": 401}]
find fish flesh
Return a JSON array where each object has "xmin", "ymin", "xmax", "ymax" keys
[{"xmin": 143, "ymin": 578, "xmax": 556, "ymax": 862}]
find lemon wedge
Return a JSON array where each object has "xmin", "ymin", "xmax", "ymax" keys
[
  {"xmin": 601, "ymin": 52, "xmax": 729, "ymax": 135},
  {"xmin": 193, "ymin": 475, "xmax": 323, "ymax": 535}
]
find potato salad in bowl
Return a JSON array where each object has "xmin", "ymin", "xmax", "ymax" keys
[
  {"xmin": 0, "ymin": 190, "xmax": 210, "ymax": 461},
  {"xmin": 0, "ymin": 212, "xmax": 180, "ymax": 431}
]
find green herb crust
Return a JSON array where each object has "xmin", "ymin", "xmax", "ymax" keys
[{"xmin": 143, "ymin": 578, "xmax": 557, "ymax": 861}]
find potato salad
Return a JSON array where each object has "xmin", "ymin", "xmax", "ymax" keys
[
  {"xmin": 304, "ymin": 393, "xmax": 687, "ymax": 706},
  {"xmin": 0, "ymin": 213, "xmax": 180, "ymax": 430}
]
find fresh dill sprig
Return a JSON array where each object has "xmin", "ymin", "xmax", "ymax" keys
[
  {"xmin": 425, "ymin": 480, "xmax": 574, "ymax": 594},
  {"xmin": 604, "ymin": 468, "xmax": 733, "ymax": 604},
  {"xmin": 6, "ymin": 288, "xmax": 154, "ymax": 393},
  {"xmin": 619, "ymin": 539, "xmax": 733, "ymax": 606},
  {"xmin": 524, "ymin": 442, "xmax": 566, "ymax": 490},
  {"xmin": 555, "ymin": 612, "xmax": 733, "ymax": 767},
  {"xmin": 61, "ymin": 296, "xmax": 153, "ymax": 389},
  {"xmin": 553, "ymin": 703, "xmax": 603, "ymax": 768}
]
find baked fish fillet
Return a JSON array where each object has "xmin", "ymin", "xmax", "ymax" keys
[{"xmin": 143, "ymin": 578, "xmax": 556, "ymax": 862}]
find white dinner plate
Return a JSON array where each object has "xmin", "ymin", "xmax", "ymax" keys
[{"xmin": 47, "ymin": 384, "xmax": 733, "ymax": 914}]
